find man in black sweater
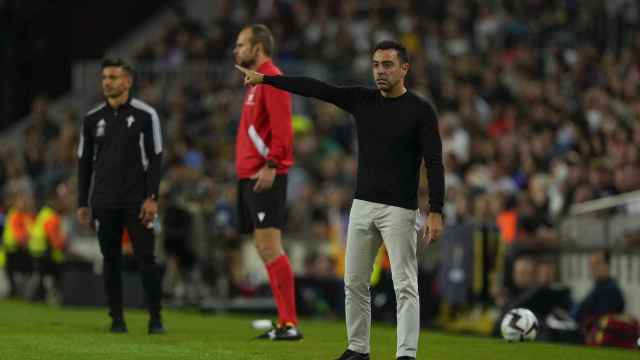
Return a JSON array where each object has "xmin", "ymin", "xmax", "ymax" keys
[
  {"xmin": 572, "ymin": 250, "xmax": 625, "ymax": 329},
  {"xmin": 237, "ymin": 40, "xmax": 444, "ymax": 360},
  {"xmin": 77, "ymin": 58, "xmax": 164, "ymax": 334}
]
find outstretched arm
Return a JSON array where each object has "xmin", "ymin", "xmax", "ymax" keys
[{"xmin": 236, "ymin": 64, "xmax": 363, "ymax": 113}]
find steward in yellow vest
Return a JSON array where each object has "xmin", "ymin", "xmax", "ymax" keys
[
  {"xmin": 29, "ymin": 206, "xmax": 66, "ymax": 264},
  {"xmin": 27, "ymin": 184, "xmax": 70, "ymax": 302},
  {"xmin": 2, "ymin": 191, "xmax": 35, "ymax": 297}
]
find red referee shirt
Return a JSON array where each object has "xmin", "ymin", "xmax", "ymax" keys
[{"xmin": 235, "ymin": 60, "xmax": 294, "ymax": 179}]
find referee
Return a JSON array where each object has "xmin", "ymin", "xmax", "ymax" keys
[
  {"xmin": 77, "ymin": 58, "xmax": 164, "ymax": 334},
  {"xmin": 237, "ymin": 41, "xmax": 444, "ymax": 360}
]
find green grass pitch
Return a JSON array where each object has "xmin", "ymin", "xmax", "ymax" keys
[{"xmin": 0, "ymin": 300, "xmax": 636, "ymax": 359}]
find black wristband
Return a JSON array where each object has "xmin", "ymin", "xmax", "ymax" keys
[{"xmin": 266, "ymin": 160, "xmax": 277, "ymax": 169}]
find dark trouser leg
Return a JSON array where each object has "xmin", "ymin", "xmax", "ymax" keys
[
  {"xmin": 27, "ymin": 256, "xmax": 46, "ymax": 301},
  {"xmin": 6, "ymin": 251, "xmax": 19, "ymax": 297},
  {"xmin": 94, "ymin": 207, "xmax": 125, "ymax": 321},
  {"xmin": 6, "ymin": 248, "xmax": 32, "ymax": 298},
  {"xmin": 124, "ymin": 207, "xmax": 162, "ymax": 320},
  {"xmin": 40, "ymin": 255, "xmax": 63, "ymax": 295}
]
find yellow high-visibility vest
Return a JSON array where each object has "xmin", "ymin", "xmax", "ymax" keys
[
  {"xmin": 29, "ymin": 207, "xmax": 64, "ymax": 263},
  {"xmin": 2, "ymin": 209, "xmax": 33, "ymax": 252}
]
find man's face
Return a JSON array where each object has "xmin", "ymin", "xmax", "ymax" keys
[
  {"xmin": 54, "ymin": 183, "xmax": 72, "ymax": 214},
  {"xmin": 102, "ymin": 66, "xmax": 131, "ymax": 99},
  {"xmin": 372, "ymin": 49, "xmax": 408, "ymax": 91},
  {"xmin": 589, "ymin": 252, "xmax": 609, "ymax": 280},
  {"xmin": 31, "ymin": 98, "xmax": 48, "ymax": 117},
  {"xmin": 536, "ymin": 263, "xmax": 556, "ymax": 286},
  {"xmin": 513, "ymin": 258, "xmax": 535, "ymax": 289},
  {"xmin": 234, "ymin": 28, "xmax": 258, "ymax": 68}
]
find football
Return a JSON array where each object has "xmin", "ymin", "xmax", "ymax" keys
[{"xmin": 501, "ymin": 308, "xmax": 539, "ymax": 342}]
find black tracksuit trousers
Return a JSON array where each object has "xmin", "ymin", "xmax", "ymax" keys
[{"xmin": 93, "ymin": 206, "xmax": 162, "ymax": 321}]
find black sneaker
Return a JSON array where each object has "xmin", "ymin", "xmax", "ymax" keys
[
  {"xmin": 335, "ymin": 349, "xmax": 370, "ymax": 360},
  {"xmin": 397, "ymin": 357, "xmax": 416, "ymax": 360},
  {"xmin": 273, "ymin": 324, "xmax": 303, "ymax": 341},
  {"xmin": 148, "ymin": 319, "xmax": 165, "ymax": 335},
  {"xmin": 110, "ymin": 320, "xmax": 128, "ymax": 334}
]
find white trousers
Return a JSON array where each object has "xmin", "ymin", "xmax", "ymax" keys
[{"xmin": 345, "ymin": 199, "xmax": 420, "ymax": 358}]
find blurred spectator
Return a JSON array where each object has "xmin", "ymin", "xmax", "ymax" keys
[
  {"xmin": 572, "ymin": 249, "xmax": 625, "ymax": 331},
  {"xmin": 2, "ymin": 148, "xmax": 34, "ymax": 197},
  {"xmin": 488, "ymin": 254, "xmax": 577, "ymax": 339},
  {"xmin": 205, "ymin": 182, "xmax": 239, "ymax": 297},
  {"xmin": 624, "ymin": 229, "xmax": 640, "ymax": 248},
  {"xmin": 161, "ymin": 190, "xmax": 196, "ymax": 303},
  {"xmin": 470, "ymin": 193, "xmax": 504, "ymax": 308},
  {"xmin": 44, "ymin": 109, "xmax": 79, "ymax": 182},
  {"xmin": 23, "ymin": 127, "xmax": 47, "ymax": 183},
  {"xmin": 496, "ymin": 255, "xmax": 536, "ymax": 309},
  {"xmin": 295, "ymin": 251, "xmax": 343, "ymax": 318},
  {"xmin": 24, "ymin": 95, "xmax": 59, "ymax": 146},
  {"xmin": 510, "ymin": 260, "xmax": 573, "ymax": 323}
]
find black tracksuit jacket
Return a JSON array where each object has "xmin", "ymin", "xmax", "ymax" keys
[{"xmin": 77, "ymin": 97, "xmax": 163, "ymax": 208}]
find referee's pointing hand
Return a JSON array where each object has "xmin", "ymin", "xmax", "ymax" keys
[{"xmin": 235, "ymin": 65, "xmax": 264, "ymax": 86}]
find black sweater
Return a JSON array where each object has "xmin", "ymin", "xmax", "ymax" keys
[
  {"xmin": 77, "ymin": 97, "xmax": 163, "ymax": 208},
  {"xmin": 263, "ymin": 75, "xmax": 444, "ymax": 212},
  {"xmin": 573, "ymin": 277, "xmax": 625, "ymax": 325}
]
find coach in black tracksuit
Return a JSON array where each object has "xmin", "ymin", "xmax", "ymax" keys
[{"xmin": 77, "ymin": 58, "xmax": 164, "ymax": 334}]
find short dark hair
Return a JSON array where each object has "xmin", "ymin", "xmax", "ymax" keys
[
  {"xmin": 101, "ymin": 57, "xmax": 135, "ymax": 77},
  {"xmin": 372, "ymin": 40, "xmax": 410, "ymax": 64},
  {"xmin": 248, "ymin": 24, "xmax": 275, "ymax": 57}
]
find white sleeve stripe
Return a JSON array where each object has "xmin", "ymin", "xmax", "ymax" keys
[
  {"xmin": 77, "ymin": 127, "xmax": 85, "ymax": 158},
  {"xmin": 139, "ymin": 133, "xmax": 149, "ymax": 170},
  {"xmin": 151, "ymin": 110, "xmax": 162, "ymax": 154},
  {"xmin": 85, "ymin": 102, "xmax": 106, "ymax": 116},
  {"xmin": 248, "ymin": 125, "xmax": 269, "ymax": 158},
  {"xmin": 131, "ymin": 98, "xmax": 163, "ymax": 154}
]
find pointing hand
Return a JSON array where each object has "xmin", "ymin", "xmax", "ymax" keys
[{"xmin": 235, "ymin": 65, "xmax": 264, "ymax": 86}]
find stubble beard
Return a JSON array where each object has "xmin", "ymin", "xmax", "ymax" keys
[
  {"xmin": 237, "ymin": 54, "xmax": 256, "ymax": 69},
  {"xmin": 376, "ymin": 78, "xmax": 395, "ymax": 91},
  {"xmin": 104, "ymin": 87, "xmax": 124, "ymax": 100}
]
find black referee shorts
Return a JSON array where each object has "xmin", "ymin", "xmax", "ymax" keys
[{"xmin": 237, "ymin": 174, "xmax": 287, "ymax": 234}]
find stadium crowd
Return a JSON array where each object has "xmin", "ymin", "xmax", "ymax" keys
[{"xmin": 1, "ymin": 0, "xmax": 639, "ymax": 344}]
